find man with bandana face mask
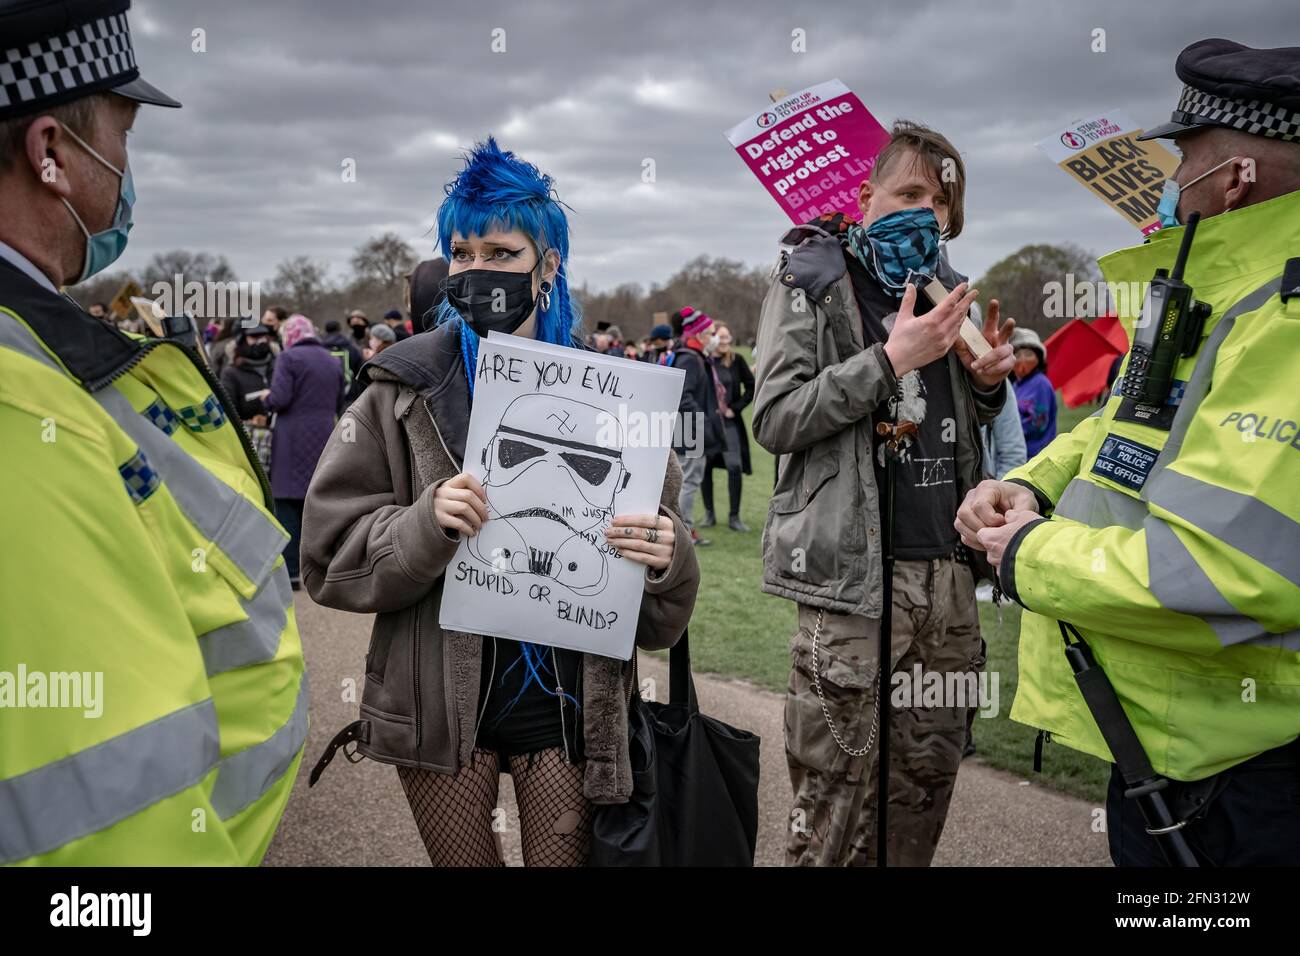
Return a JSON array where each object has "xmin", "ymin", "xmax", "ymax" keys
[
  {"xmin": 0, "ymin": 0, "xmax": 307, "ymax": 865},
  {"xmin": 754, "ymin": 120, "xmax": 1015, "ymax": 867}
]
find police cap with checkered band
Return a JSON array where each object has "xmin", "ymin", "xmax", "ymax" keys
[
  {"xmin": 0, "ymin": 0, "xmax": 180, "ymax": 121},
  {"xmin": 1138, "ymin": 38, "xmax": 1299, "ymax": 144}
]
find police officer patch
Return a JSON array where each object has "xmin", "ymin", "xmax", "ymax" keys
[{"xmin": 1092, "ymin": 434, "xmax": 1160, "ymax": 492}]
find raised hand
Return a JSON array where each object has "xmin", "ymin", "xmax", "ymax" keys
[{"xmin": 883, "ymin": 282, "xmax": 980, "ymax": 377}]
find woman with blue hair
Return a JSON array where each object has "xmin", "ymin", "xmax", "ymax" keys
[{"xmin": 302, "ymin": 138, "xmax": 700, "ymax": 866}]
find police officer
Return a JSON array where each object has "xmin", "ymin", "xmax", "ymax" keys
[
  {"xmin": 958, "ymin": 39, "xmax": 1300, "ymax": 866},
  {"xmin": 0, "ymin": 1, "xmax": 306, "ymax": 864}
]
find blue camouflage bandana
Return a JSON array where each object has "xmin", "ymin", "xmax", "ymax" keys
[{"xmin": 844, "ymin": 206, "xmax": 941, "ymax": 297}]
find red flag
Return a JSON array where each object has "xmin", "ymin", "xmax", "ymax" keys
[{"xmin": 1043, "ymin": 315, "xmax": 1128, "ymax": 408}]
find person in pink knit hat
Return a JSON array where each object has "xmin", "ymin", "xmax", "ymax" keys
[{"xmin": 279, "ymin": 313, "xmax": 316, "ymax": 349}]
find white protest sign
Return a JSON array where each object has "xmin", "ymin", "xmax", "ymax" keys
[{"xmin": 438, "ymin": 333, "xmax": 685, "ymax": 660}]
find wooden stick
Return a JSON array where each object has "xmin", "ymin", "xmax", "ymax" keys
[{"xmin": 919, "ymin": 277, "xmax": 990, "ymax": 357}]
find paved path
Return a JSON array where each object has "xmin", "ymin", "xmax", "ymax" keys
[{"xmin": 265, "ymin": 594, "xmax": 1111, "ymax": 867}]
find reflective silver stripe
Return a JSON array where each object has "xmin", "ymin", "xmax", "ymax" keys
[
  {"xmin": 198, "ymin": 564, "xmax": 292, "ymax": 676},
  {"xmin": 0, "ymin": 311, "xmax": 64, "ymax": 373},
  {"xmin": 0, "ymin": 700, "xmax": 219, "ymax": 864},
  {"xmin": 94, "ymin": 386, "xmax": 286, "ymax": 589},
  {"xmin": 1146, "ymin": 517, "xmax": 1284, "ymax": 647},
  {"xmin": 1054, "ymin": 477, "xmax": 1147, "ymax": 531},
  {"xmin": 0, "ymin": 312, "xmax": 287, "ymax": 587},
  {"xmin": 211, "ymin": 673, "xmax": 309, "ymax": 820},
  {"xmin": 1245, "ymin": 630, "xmax": 1300, "ymax": 651},
  {"xmin": 1147, "ymin": 468, "xmax": 1300, "ymax": 587},
  {"xmin": 1145, "ymin": 276, "xmax": 1282, "ymax": 490},
  {"xmin": 1133, "ymin": 275, "xmax": 1297, "ymax": 641}
]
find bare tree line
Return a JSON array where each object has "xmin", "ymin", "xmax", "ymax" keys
[
  {"xmin": 67, "ymin": 233, "xmax": 420, "ymax": 326},
  {"xmin": 67, "ymin": 235, "xmax": 1101, "ymax": 344}
]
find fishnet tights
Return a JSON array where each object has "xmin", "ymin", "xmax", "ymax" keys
[{"xmin": 396, "ymin": 747, "xmax": 593, "ymax": 867}]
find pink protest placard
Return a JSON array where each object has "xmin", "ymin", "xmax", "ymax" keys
[{"xmin": 725, "ymin": 79, "xmax": 891, "ymax": 224}]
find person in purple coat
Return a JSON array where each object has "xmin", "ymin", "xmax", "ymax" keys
[
  {"xmin": 1010, "ymin": 327, "xmax": 1057, "ymax": 459},
  {"xmin": 264, "ymin": 314, "xmax": 345, "ymax": 587}
]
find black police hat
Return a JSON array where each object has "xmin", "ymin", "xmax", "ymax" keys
[
  {"xmin": 1138, "ymin": 39, "xmax": 1300, "ymax": 143},
  {"xmin": 0, "ymin": 0, "xmax": 181, "ymax": 121},
  {"xmin": 237, "ymin": 322, "xmax": 273, "ymax": 340}
]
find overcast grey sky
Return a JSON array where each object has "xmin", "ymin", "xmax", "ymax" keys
[{"xmin": 116, "ymin": 0, "xmax": 1294, "ymax": 299}]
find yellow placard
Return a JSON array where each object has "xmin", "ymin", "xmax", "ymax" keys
[
  {"xmin": 108, "ymin": 280, "xmax": 143, "ymax": 319},
  {"xmin": 1038, "ymin": 111, "xmax": 1180, "ymax": 236}
]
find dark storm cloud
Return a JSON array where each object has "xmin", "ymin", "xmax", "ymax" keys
[{"xmin": 118, "ymin": 0, "xmax": 1293, "ymax": 308}]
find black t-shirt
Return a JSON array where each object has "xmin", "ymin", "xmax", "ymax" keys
[
  {"xmin": 475, "ymin": 637, "xmax": 581, "ymax": 757},
  {"xmin": 845, "ymin": 255, "xmax": 960, "ymax": 560}
]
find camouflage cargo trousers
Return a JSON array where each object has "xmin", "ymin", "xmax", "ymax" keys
[{"xmin": 785, "ymin": 556, "xmax": 984, "ymax": 866}]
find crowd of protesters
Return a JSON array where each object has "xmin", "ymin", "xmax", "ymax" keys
[
  {"xmin": 91, "ymin": 300, "xmax": 417, "ymax": 588},
  {"xmin": 89, "ymin": 278, "xmax": 1053, "ymax": 577},
  {"xmin": 583, "ymin": 308, "xmax": 757, "ymax": 545}
]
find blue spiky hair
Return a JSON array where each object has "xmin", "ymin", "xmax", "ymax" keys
[
  {"xmin": 432, "ymin": 138, "xmax": 584, "ymax": 715},
  {"xmin": 432, "ymin": 137, "xmax": 582, "ymax": 389}
]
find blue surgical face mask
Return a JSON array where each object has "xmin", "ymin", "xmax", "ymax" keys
[
  {"xmin": 58, "ymin": 123, "xmax": 134, "ymax": 283},
  {"xmin": 861, "ymin": 206, "xmax": 942, "ymax": 294},
  {"xmin": 1156, "ymin": 155, "xmax": 1240, "ymax": 228}
]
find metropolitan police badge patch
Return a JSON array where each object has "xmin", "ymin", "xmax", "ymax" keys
[{"xmin": 1091, "ymin": 434, "xmax": 1161, "ymax": 492}]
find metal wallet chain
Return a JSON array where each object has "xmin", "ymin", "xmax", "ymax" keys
[{"xmin": 810, "ymin": 608, "xmax": 880, "ymax": 758}]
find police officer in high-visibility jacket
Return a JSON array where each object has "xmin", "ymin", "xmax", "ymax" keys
[
  {"xmin": 0, "ymin": 0, "xmax": 307, "ymax": 865},
  {"xmin": 958, "ymin": 38, "xmax": 1300, "ymax": 867}
]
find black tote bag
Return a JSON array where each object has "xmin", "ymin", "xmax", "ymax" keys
[{"xmin": 590, "ymin": 630, "xmax": 760, "ymax": 866}]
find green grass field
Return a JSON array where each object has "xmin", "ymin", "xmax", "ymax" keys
[{"xmin": 655, "ymin": 359, "xmax": 1110, "ymax": 803}]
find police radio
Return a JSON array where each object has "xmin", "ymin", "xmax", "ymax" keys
[
  {"xmin": 129, "ymin": 295, "xmax": 210, "ymax": 366},
  {"xmin": 1121, "ymin": 212, "xmax": 1214, "ymax": 407}
]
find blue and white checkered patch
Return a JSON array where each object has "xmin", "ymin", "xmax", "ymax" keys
[
  {"xmin": 118, "ymin": 449, "xmax": 160, "ymax": 504},
  {"xmin": 142, "ymin": 398, "xmax": 181, "ymax": 435},
  {"xmin": 176, "ymin": 395, "xmax": 226, "ymax": 432}
]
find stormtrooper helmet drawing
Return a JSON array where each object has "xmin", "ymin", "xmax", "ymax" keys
[{"xmin": 468, "ymin": 394, "xmax": 630, "ymax": 595}]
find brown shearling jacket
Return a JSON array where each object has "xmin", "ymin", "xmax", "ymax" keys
[{"xmin": 300, "ymin": 323, "xmax": 699, "ymax": 803}]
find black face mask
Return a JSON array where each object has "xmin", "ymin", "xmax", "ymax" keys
[
  {"xmin": 350, "ymin": 323, "xmax": 368, "ymax": 341},
  {"xmin": 445, "ymin": 267, "xmax": 540, "ymax": 337},
  {"xmin": 237, "ymin": 341, "xmax": 271, "ymax": 361}
]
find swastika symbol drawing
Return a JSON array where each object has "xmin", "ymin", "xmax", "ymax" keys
[{"xmin": 547, "ymin": 409, "xmax": 578, "ymax": 434}]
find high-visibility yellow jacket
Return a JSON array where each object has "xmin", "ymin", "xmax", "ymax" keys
[
  {"xmin": 1002, "ymin": 189, "xmax": 1300, "ymax": 782},
  {"xmin": 0, "ymin": 259, "xmax": 307, "ymax": 865}
]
